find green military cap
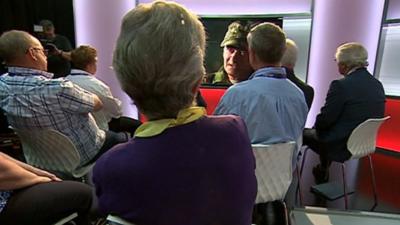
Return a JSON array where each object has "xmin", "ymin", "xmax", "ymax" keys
[{"xmin": 220, "ymin": 21, "xmax": 250, "ymax": 50}]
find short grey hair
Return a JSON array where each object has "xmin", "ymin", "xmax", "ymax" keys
[
  {"xmin": 0, "ymin": 30, "xmax": 33, "ymax": 62},
  {"xmin": 113, "ymin": 1, "xmax": 206, "ymax": 120},
  {"xmin": 335, "ymin": 42, "xmax": 368, "ymax": 68},
  {"xmin": 281, "ymin": 38, "xmax": 298, "ymax": 68},
  {"xmin": 247, "ymin": 22, "xmax": 286, "ymax": 64}
]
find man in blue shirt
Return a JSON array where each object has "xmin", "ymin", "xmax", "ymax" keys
[
  {"xmin": 215, "ymin": 23, "xmax": 308, "ymax": 147},
  {"xmin": 0, "ymin": 30, "xmax": 128, "ymax": 177},
  {"xmin": 214, "ymin": 22, "xmax": 308, "ymax": 225}
]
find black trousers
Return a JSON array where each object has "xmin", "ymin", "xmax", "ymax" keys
[
  {"xmin": 0, "ymin": 181, "xmax": 92, "ymax": 225},
  {"xmin": 108, "ymin": 116, "xmax": 142, "ymax": 137}
]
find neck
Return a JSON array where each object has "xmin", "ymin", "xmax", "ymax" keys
[
  {"xmin": 345, "ymin": 66, "xmax": 364, "ymax": 76},
  {"xmin": 7, "ymin": 62, "xmax": 42, "ymax": 71},
  {"xmin": 253, "ymin": 62, "xmax": 281, "ymax": 71}
]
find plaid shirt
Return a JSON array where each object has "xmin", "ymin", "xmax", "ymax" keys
[
  {"xmin": 0, "ymin": 67, "xmax": 105, "ymax": 165},
  {"xmin": 0, "ymin": 191, "xmax": 11, "ymax": 213}
]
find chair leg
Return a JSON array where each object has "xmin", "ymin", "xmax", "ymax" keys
[
  {"xmin": 368, "ymin": 154, "xmax": 378, "ymax": 211},
  {"xmin": 281, "ymin": 200, "xmax": 289, "ymax": 225},
  {"xmin": 341, "ymin": 163, "xmax": 348, "ymax": 210},
  {"xmin": 299, "ymin": 147, "xmax": 309, "ymax": 176},
  {"xmin": 296, "ymin": 148, "xmax": 309, "ymax": 206},
  {"xmin": 295, "ymin": 162, "xmax": 303, "ymax": 206}
]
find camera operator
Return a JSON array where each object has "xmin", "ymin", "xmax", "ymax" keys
[{"xmin": 39, "ymin": 20, "xmax": 73, "ymax": 78}]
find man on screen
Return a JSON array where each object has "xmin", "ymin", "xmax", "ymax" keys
[{"xmin": 205, "ymin": 21, "xmax": 253, "ymax": 86}]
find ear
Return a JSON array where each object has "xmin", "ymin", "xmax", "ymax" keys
[
  {"xmin": 27, "ymin": 48, "xmax": 39, "ymax": 61},
  {"xmin": 248, "ymin": 47, "xmax": 256, "ymax": 67},
  {"xmin": 192, "ymin": 77, "xmax": 202, "ymax": 94}
]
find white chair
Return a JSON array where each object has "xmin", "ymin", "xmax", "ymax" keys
[
  {"xmin": 13, "ymin": 128, "xmax": 93, "ymax": 178},
  {"xmin": 301, "ymin": 116, "xmax": 390, "ymax": 210},
  {"xmin": 252, "ymin": 141, "xmax": 296, "ymax": 225},
  {"xmin": 53, "ymin": 212, "xmax": 78, "ymax": 225},
  {"xmin": 107, "ymin": 215, "xmax": 136, "ymax": 225}
]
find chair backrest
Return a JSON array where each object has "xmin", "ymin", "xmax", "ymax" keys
[
  {"xmin": 14, "ymin": 128, "xmax": 81, "ymax": 175},
  {"xmin": 347, "ymin": 116, "xmax": 391, "ymax": 159},
  {"xmin": 107, "ymin": 215, "xmax": 136, "ymax": 225},
  {"xmin": 252, "ymin": 141, "xmax": 296, "ymax": 203}
]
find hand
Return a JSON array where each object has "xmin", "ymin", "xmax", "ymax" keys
[
  {"xmin": 45, "ymin": 43, "xmax": 62, "ymax": 56},
  {"xmin": 30, "ymin": 167, "xmax": 62, "ymax": 181},
  {"xmin": 32, "ymin": 176, "xmax": 53, "ymax": 184}
]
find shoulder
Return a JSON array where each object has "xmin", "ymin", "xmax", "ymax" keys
[
  {"xmin": 93, "ymin": 141, "xmax": 132, "ymax": 175},
  {"xmin": 200, "ymin": 115, "xmax": 248, "ymax": 136},
  {"xmin": 55, "ymin": 34, "xmax": 70, "ymax": 42}
]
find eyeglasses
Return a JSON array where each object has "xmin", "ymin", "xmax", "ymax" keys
[{"xmin": 31, "ymin": 47, "xmax": 48, "ymax": 56}]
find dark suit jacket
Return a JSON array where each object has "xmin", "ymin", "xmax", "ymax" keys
[
  {"xmin": 284, "ymin": 67, "xmax": 314, "ymax": 109},
  {"xmin": 314, "ymin": 68, "xmax": 385, "ymax": 162}
]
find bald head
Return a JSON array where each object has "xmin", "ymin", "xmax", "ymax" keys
[
  {"xmin": 0, "ymin": 30, "xmax": 47, "ymax": 71},
  {"xmin": 281, "ymin": 39, "xmax": 299, "ymax": 69}
]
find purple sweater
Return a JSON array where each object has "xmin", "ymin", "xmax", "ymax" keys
[{"xmin": 93, "ymin": 115, "xmax": 257, "ymax": 225}]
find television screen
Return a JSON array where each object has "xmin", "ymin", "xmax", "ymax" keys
[{"xmin": 200, "ymin": 16, "xmax": 283, "ymax": 75}]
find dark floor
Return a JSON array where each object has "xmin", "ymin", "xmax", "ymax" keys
[{"xmin": 289, "ymin": 148, "xmax": 400, "ymax": 214}]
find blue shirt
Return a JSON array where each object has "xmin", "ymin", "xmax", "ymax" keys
[
  {"xmin": 0, "ymin": 67, "xmax": 106, "ymax": 165},
  {"xmin": 215, "ymin": 67, "xmax": 308, "ymax": 145}
]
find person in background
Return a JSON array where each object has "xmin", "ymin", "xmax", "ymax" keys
[
  {"xmin": 93, "ymin": 1, "xmax": 257, "ymax": 225},
  {"xmin": 0, "ymin": 30, "xmax": 128, "ymax": 177},
  {"xmin": 281, "ymin": 38, "xmax": 314, "ymax": 109},
  {"xmin": 39, "ymin": 19, "xmax": 73, "ymax": 78},
  {"xmin": 67, "ymin": 45, "xmax": 141, "ymax": 135},
  {"xmin": 0, "ymin": 152, "xmax": 92, "ymax": 225},
  {"xmin": 205, "ymin": 21, "xmax": 254, "ymax": 86},
  {"xmin": 303, "ymin": 42, "xmax": 385, "ymax": 184}
]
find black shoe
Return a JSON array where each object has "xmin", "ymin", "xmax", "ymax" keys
[{"xmin": 312, "ymin": 165, "xmax": 329, "ymax": 184}]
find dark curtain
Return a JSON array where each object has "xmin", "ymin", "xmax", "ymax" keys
[{"xmin": 0, "ymin": 0, "xmax": 75, "ymax": 47}]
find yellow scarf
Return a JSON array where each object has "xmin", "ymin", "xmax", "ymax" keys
[{"xmin": 134, "ymin": 107, "xmax": 206, "ymax": 137}]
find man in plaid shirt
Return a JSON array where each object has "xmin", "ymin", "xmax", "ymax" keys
[{"xmin": 0, "ymin": 30, "xmax": 127, "ymax": 170}]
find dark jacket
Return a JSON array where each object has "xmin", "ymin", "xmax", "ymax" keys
[
  {"xmin": 315, "ymin": 67, "xmax": 385, "ymax": 161},
  {"xmin": 284, "ymin": 67, "xmax": 314, "ymax": 109}
]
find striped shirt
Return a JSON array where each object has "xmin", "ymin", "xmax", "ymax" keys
[{"xmin": 0, "ymin": 67, "xmax": 105, "ymax": 165}]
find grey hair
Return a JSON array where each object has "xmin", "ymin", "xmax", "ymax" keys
[
  {"xmin": 113, "ymin": 1, "xmax": 206, "ymax": 120},
  {"xmin": 335, "ymin": 42, "xmax": 368, "ymax": 68},
  {"xmin": 0, "ymin": 30, "xmax": 33, "ymax": 62},
  {"xmin": 281, "ymin": 38, "xmax": 298, "ymax": 68},
  {"xmin": 247, "ymin": 22, "xmax": 286, "ymax": 64}
]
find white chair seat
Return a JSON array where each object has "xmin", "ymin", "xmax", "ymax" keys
[
  {"xmin": 253, "ymin": 142, "xmax": 296, "ymax": 204},
  {"xmin": 14, "ymin": 128, "xmax": 92, "ymax": 178},
  {"xmin": 300, "ymin": 116, "xmax": 390, "ymax": 210}
]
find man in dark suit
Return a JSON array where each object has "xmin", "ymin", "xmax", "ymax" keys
[
  {"xmin": 303, "ymin": 42, "xmax": 386, "ymax": 183},
  {"xmin": 281, "ymin": 39, "xmax": 314, "ymax": 109}
]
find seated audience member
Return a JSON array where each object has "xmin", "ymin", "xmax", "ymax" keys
[
  {"xmin": 0, "ymin": 152, "xmax": 92, "ymax": 225},
  {"xmin": 0, "ymin": 30, "xmax": 128, "ymax": 174},
  {"xmin": 281, "ymin": 38, "xmax": 314, "ymax": 109},
  {"xmin": 67, "ymin": 45, "xmax": 141, "ymax": 134},
  {"xmin": 39, "ymin": 20, "xmax": 73, "ymax": 78},
  {"xmin": 93, "ymin": 1, "xmax": 257, "ymax": 225},
  {"xmin": 215, "ymin": 23, "xmax": 308, "ymax": 146},
  {"xmin": 214, "ymin": 22, "xmax": 308, "ymax": 225},
  {"xmin": 205, "ymin": 21, "xmax": 254, "ymax": 86},
  {"xmin": 303, "ymin": 42, "xmax": 385, "ymax": 184}
]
